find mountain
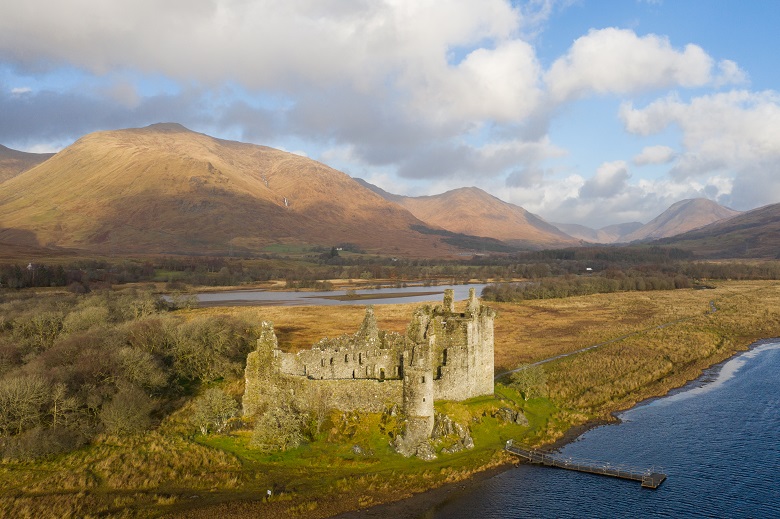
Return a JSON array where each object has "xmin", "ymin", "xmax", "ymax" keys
[
  {"xmin": 357, "ymin": 181, "xmax": 579, "ymax": 249},
  {"xmin": 0, "ymin": 145, "xmax": 54, "ymax": 183},
  {"xmin": 0, "ymin": 124, "xmax": 460, "ymax": 256},
  {"xmin": 621, "ymin": 198, "xmax": 741, "ymax": 243},
  {"xmin": 553, "ymin": 221, "xmax": 643, "ymax": 244},
  {"xmin": 655, "ymin": 202, "xmax": 780, "ymax": 258}
]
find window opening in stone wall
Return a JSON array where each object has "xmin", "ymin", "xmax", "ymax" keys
[
  {"xmin": 330, "ymin": 357, "xmax": 334, "ymax": 365},
  {"xmin": 345, "ymin": 354, "xmax": 349, "ymax": 363},
  {"xmin": 359, "ymin": 352, "xmax": 363, "ymax": 364},
  {"xmin": 352, "ymin": 369, "xmax": 355, "ymax": 379},
  {"xmin": 421, "ymin": 375, "xmax": 426, "ymax": 384},
  {"xmin": 442, "ymin": 348, "xmax": 448, "ymax": 365},
  {"xmin": 380, "ymin": 368, "xmax": 385, "ymax": 381}
]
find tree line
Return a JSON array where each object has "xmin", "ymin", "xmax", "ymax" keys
[{"xmin": 482, "ymin": 271, "xmax": 692, "ymax": 302}]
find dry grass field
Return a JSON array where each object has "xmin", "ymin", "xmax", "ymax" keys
[{"xmin": 2, "ymin": 280, "xmax": 779, "ymax": 518}]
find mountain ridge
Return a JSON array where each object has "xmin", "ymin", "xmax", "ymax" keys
[
  {"xmin": 654, "ymin": 202, "xmax": 780, "ymax": 258},
  {"xmin": 0, "ymin": 124, "xmax": 459, "ymax": 256},
  {"xmin": 356, "ymin": 180, "xmax": 579, "ymax": 249},
  {"xmin": 0, "ymin": 144, "xmax": 55, "ymax": 184}
]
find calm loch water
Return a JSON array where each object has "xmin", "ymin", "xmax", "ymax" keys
[{"xmin": 420, "ymin": 341, "xmax": 780, "ymax": 518}]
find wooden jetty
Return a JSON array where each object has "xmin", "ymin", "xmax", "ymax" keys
[{"xmin": 504, "ymin": 439, "xmax": 666, "ymax": 489}]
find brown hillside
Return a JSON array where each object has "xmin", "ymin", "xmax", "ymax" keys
[
  {"xmin": 656, "ymin": 202, "xmax": 780, "ymax": 258},
  {"xmin": 622, "ymin": 198, "xmax": 740, "ymax": 242},
  {"xmin": 0, "ymin": 145, "xmax": 54, "ymax": 184},
  {"xmin": 0, "ymin": 124, "xmax": 455, "ymax": 256},
  {"xmin": 382, "ymin": 186, "xmax": 578, "ymax": 249},
  {"xmin": 552, "ymin": 221, "xmax": 643, "ymax": 244}
]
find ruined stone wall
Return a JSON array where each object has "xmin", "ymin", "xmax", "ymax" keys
[
  {"xmin": 470, "ymin": 308, "xmax": 495, "ymax": 397},
  {"xmin": 248, "ymin": 371, "xmax": 402, "ymax": 415},
  {"xmin": 284, "ymin": 345, "xmax": 404, "ymax": 380},
  {"xmin": 425, "ymin": 289, "xmax": 496, "ymax": 402},
  {"xmin": 243, "ymin": 291, "xmax": 495, "ymax": 423},
  {"xmin": 288, "ymin": 376, "xmax": 403, "ymax": 413}
]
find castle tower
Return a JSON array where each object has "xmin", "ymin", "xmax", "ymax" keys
[
  {"xmin": 243, "ymin": 321, "xmax": 281, "ymax": 417},
  {"xmin": 443, "ymin": 288, "xmax": 455, "ymax": 313},
  {"xmin": 467, "ymin": 287, "xmax": 479, "ymax": 314},
  {"xmin": 401, "ymin": 340, "xmax": 435, "ymax": 447}
]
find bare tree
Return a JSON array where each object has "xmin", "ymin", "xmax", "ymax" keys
[
  {"xmin": 0, "ymin": 375, "xmax": 50, "ymax": 435},
  {"xmin": 191, "ymin": 388, "xmax": 238, "ymax": 435}
]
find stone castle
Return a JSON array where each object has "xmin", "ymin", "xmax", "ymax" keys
[{"xmin": 243, "ymin": 288, "xmax": 495, "ymax": 454}]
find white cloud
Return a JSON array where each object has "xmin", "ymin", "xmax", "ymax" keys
[
  {"xmin": 620, "ymin": 90, "xmax": 780, "ymax": 171},
  {"xmin": 10, "ymin": 87, "xmax": 31, "ymax": 95},
  {"xmin": 632, "ymin": 145, "xmax": 676, "ymax": 165},
  {"xmin": 620, "ymin": 90, "xmax": 780, "ymax": 209},
  {"xmin": 545, "ymin": 28, "xmax": 713, "ymax": 102},
  {"xmin": 579, "ymin": 160, "xmax": 630, "ymax": 198},
  {"xmin": 715, "ymin": 59, "xmax": 748, "ymax": 87},
  {"xmin": 408, "ymin": 39, "xmax": 543, "ymax": 125}
]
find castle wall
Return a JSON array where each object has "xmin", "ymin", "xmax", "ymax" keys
[
  {"xmin": 285, "ymin": 346, "xmax": 403, "ymax": 380},
  {"xmin": 288, "ymin": 375, "xmax": 403, "ymax": 413},
  {"xmin": 243, "ymin": 290, "xmax": 496, "ymax": 438}
]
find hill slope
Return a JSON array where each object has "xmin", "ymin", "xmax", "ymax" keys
[
  {"xmin": 656, "ymin": 202, "xmax": 780, "ymax": 258},
  {"xmin": 552, "ymin": 221, "xmax": 643, "ymax": 243},
  {"xmin": 0, "ymin": 124, "xmax": 455, "ymax": 256},
  {"xmin": 0, "ymin": 145, "xmax": 54, "ymax": 183},
  {"xmin": 358, "ymin": 181, "xmax": 578, "ymax": 249},
  {"xmin": 622, "ymin": 198, "xmax": 740, "ymax": 242}
]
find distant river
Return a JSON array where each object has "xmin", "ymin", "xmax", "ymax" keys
[
  {"xmin": 420, "ymin": 340, "xmax": 780, "ymax": 518},
  {"xmin": 189, "ymin": 283, "xmax": 487, "ymax": 307}
]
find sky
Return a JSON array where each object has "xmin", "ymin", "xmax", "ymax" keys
[{"xmin": 1, "ymin": 0, "xmax": 779, "ymax": 228}]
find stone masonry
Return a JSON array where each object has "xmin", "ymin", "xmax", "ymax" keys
[{"xmin": 243, "ymin": 288, "xmax": 495, "ymax": 452}]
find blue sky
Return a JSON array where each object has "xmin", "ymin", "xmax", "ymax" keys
[{"xmin": 1, "ymin": 0, "xmax": 779, "ymax": 228}]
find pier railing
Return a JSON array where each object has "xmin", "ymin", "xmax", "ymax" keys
[{"xmin": 504, "ymin": 439, "xmax": 666, "ymax": 489}]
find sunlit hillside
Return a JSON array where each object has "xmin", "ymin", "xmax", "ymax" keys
[{"xmin": 0, "ymin": 124, "xmax": 455, "ymax": 256}]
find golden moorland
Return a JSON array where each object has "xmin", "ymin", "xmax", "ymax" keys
[{"xmin": 1, "ymin": 279, "xmax": 778, "ymax": 518}]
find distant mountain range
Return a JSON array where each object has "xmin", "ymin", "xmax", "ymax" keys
[
  {"xmin": 0, "ymin": 123, "xmax": 775, "ymax": 258},
  {"xmin": 656, "ymin": 202, "xmax": 780, "ymax": 258},
  {"xmin": 0, "ymin": 144, "xmax": 54, "ymax": 184},
  {"xmin": 552, "ymin": 198, "xmax": 741, "ymax": 244},
  {"xmin": 551, "ymin": 221, "xmax": 643, "ymax": 244}
]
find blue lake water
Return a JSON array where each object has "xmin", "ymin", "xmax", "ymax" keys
[
  {"xmin": 191, "ymin": 283, "xmax": 487, "ymax": 307},
  {"xmin": 420, "ymin": 341, "xmax": 780, "ymax": 518}
]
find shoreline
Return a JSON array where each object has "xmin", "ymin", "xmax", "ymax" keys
[{"xmin": 331, "ymin": 336, "xmax": 779, "ymax": 519}]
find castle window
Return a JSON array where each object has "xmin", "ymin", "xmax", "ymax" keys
[
  {"xmin": 321, "ymin": 359, "xmax": 325, "ymax": 367},
  {"xmin": 345, "ymin": 354, "xmax": 349, "ymax": 363},
  {"xmin": 380, "ymin": 368, "xmax": 385, "ymax": 381},
  {"xmin": 442, "ymin": 348, "xmax": 448, "ymax": 366},
  {"xmin": 330, "ymin": 357, "xmax": 334, "ymax": 365},
  {"xmin": 352, "ymin": 370, "xmax": 356, "ymax": 379},
  {"xmin": 359, "ymin": 353, "xmax": 363, "ymax": 365},
  {"xmin": 423, "ymin": 397, "xmax": 426, "ymax": 402},
  {"xmin": 421, "ymin": 375, "xmax": 425, "ymax": 384}
]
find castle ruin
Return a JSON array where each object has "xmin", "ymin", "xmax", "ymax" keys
[{"xmin": 243, "ymin": 288, "xmax": 495, "ymax": 455}]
